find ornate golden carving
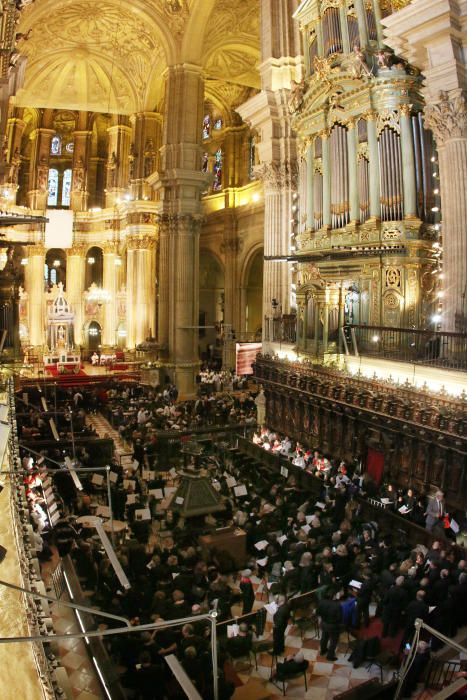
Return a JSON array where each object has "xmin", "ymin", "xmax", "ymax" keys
[
  {"xmin": 399, "ymin": 103, "xmax": 412, "ymax": 118},
  {"xmin": 126, "ymin": 234, "xmax": 156, "ymax": 251},
  {"xmin": 68, "ymin": 244, "xmax": 87, "ymax": 257},
  {"xmin": 376, "ymin": 110, "xmax": 400, "ymax": 136},
  {"xmin": 385, "ymin": 267, "xmax": 401, "ymax": 289},
  {"xmin": 384, "ymin": 292, "xmax": 400, "ymax": 309},
  {"xmin": 102, "ymin": 241, "xmax": 119, "ymax": 254}
]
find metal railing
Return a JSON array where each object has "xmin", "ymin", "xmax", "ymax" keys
[
  {"xmin": 347, "ymin": 324, "xmax": 467, "ymax": 371},
  {"xmin": 264, "ymin": 315, "xmax": 297, "ymax": 343}
]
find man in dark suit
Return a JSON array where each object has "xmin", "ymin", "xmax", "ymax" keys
[
  {"xmin": 381, "ymin": 575, "xmax": 408, "ymax": 637},
  {"xmin": 318, "ymin": 588, "xmax": 342, "ymax": 661},
  {"xmin": 425, "ymin": 491, "xmax": 445, "ymax": 532},
  {"xmin": 401, "ymin": 590, "xmax": 429, "ymax": 647},
  {"xmin": 273, "ymin": 596, "xmax": 291, "ymax": 655}
]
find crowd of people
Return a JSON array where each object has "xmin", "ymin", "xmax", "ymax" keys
[{"xmin": 15, "ymin": 383, "xmax": 467, "ymax": 700}]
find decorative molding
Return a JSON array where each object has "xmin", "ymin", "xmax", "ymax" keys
[
  {"xmin": 254, "ymin": 161, "xmax": 299, "ymax": 191},
  {"xmin": 126, "ymin": 234, "xmax": 156, "ymax": 250},
  {"xmin": 424, "ymin": 91, "xmax": 467, "ymax": 146}
]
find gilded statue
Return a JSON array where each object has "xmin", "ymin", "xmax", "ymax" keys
[
  {"xmin": 351, "ymin": 45, "xmax": 372, "ymax": 79},
  {"xmin": 288, "ymin": 78, "xmax": 306, "ymax": 114}
]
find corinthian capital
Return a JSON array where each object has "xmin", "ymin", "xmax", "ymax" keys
[
  {"xmin": 424, "ymin": 91, "xmax": 467, "ymax": 146},
  {"xmin": 253, "ymin": 161, "xmax": 298, "ymax": 190}
]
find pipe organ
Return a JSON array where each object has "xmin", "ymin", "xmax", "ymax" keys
[{"xmin": 289, "ymin": 0, "xmax": 439, "ymax": 356}]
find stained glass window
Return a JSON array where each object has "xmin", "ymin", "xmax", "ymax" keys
[
  {"xmin": 213, "ymin": 149, "xmax": 223, "ymax": 191},
  {"xmin": 47, "ymin": 169, "xmax": 59, "ymax": 206},
  {"xmin": 62, "ymin": 168, "xmax": 72, "ymax": 206},
  {"xmin": 202, "ymin": 115, "xmax": 211, "ymax": 140},
  {"xmin": 213, "ymin": 118, "xmax": 222, "ymax": 130},
  {"xmin": 50, "ymin": 135, "xmax": 61, "ymax": 156}
]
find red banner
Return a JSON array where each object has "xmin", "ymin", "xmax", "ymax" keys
[
  {"xmin": 367, "ymin": 448, "xmax": 385, "ymax": 487},
  {"xmin": 235, "ymin": 342, "xmax": 262, "ymax": 376}
]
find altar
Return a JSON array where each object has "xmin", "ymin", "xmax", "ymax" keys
[{"xmin": 43, "ymin": 284, "xmax": 81, "ymax": 369}]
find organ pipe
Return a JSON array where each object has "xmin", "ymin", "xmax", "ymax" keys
[
  {"xmin": 322, "ymin": 7, "xmax": 343, "ymax": 56},
  {"xmin": 313, "ymin": 170, "xmax": 323, "ymax": 230},
  {"xmin": 330, "ymin": 125, "xmax": 350, "ymax": 229},
  {"xmin": 358, "ymin": 157, "xmax": 370, "ymax": 222},
  {"xmin": 379, "ymin": 126, "xmax": 404, "ymax": 221}
]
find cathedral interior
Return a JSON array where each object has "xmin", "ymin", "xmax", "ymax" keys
[{"xmin": 0, "ymin": 0, "xmax": 466, "ymax": 698}]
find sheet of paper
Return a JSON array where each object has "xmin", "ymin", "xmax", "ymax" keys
[
  {"xmin": 226, "ymin": 476, "xmax": 237, "ymax": 488},
  {"xmin": 135, "ymin": 508, "xmax": 151, "ymax": 521},
  {"xmin": 175, "ymin": 496, "xmax": 184, "ymax": 505},
  {"xmin": 265, "ymin": 602, "xmax": 278, "ymax": 616},
  {"xmin": 277, "ymin": 535, "xmax": 287, "ymax": 545},
  {"xmin": 450, "ymin": 519, "xmax": 460, "ymax": 534},
  {"xmin": 349, "ymin": 580, "xmax": 362, "ymax": 589},
  {"xmin": 256, "ymin": 557, "xmax": 268, "ymax": 567},
  {"xmin": 96, "ymin": 506, "xmax": 110, "ymax": 518},
  {"xmin": 227, "ymin": 624, "xmax": 239, "ymax": 638},
  {"xmin": 126, "ymin": 494, "xmax": 136, "ymax": 505},
  {"xmin": 109, "ymin": 471, "xmax": 119, "ymax": 484},
  {"xmin": 429, "ymin": 606, "xmax": 436, "ymax": 613},
  {"xmin": 398, "ymin": 505, "xmax": 411, "ymax": 514},
  {"xmin": 315, "ymin": 502, "xmax": 326, "ymax": 510},
  {"xmin": 149, "ymin": 488, "xmax": 164, "ymax": 499},
  {"xmin": 234, "ymin": 484, "xmax": 248, "ymax": 497},
  {"xmin": 142, "ymin": 470, "xmax": 155, "ymax": 480},
  {"xmin": 380, "ymin": 498, "xmax": 392, "ymax": 504},
  {"xmin": 123, "ymin": 479, "xmax": 136, "ymax": 490},
  {"xmin": 91, "ymin": 473, "xmax": 104, "ymax": 486},
  {"xmin": 301, "ymin": 524, "xmax": 311, "ymax": 534},
  {"xmin": 305, "ymin": 515, "xmax": 314, "ymax": 524},
  {"xmin": 280, "ymin": 466, "xmax": 289, "ymax": 477},
  {"xmin": 254, "ymin": 540, "xmax": 269, "ymax": 551}
]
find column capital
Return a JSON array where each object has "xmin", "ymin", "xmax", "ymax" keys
[
  {"xmin": 424, "ymin": 91, "xmax": 467, "ymax": 146},
  {"xmin": 399, "ymin": 103, "xmax": 413, "ymax": 118},
  {"xmin": 27, "ymin": 243, "xmax": 45, "ymax": 257},
  {"xmin": 254, "ymin": 160, "xmax": 299, "ymax": 190},
  {"xmin": 68, "ymin": 243, "xmax": 87, "ymax": 257},
  {"xmin": 102, "ymin": 241, "xmax": 120, "ymax": 254}
]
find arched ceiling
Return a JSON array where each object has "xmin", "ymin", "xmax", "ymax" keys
[{"xmin": 14, "ymin": 0, "xmax": 260, "ymax": 115}]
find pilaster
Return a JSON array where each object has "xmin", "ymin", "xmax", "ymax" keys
[
  {"xmin": 66, "ymin": 244, "xmax": 86, "ymax": 346},
  {"xmin": 105, "ymin": 122, "xmax": 132, "ymax": 207},
  {"xmin": 27, "ymin": 128, "xmax": 55, "ymax": 210},
  {"xmin": 25, "ymin": 243, "xmax": 45, "ymax": 347},
  {"xmin": 71, "ymin": 130, "xmax": 92, "ymax": 212}
]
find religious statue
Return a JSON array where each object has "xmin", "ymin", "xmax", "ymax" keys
[
  {"xmin": 288, "ymin": 78, "xmax": 306, "ymax": 114},
  {"xmin": 144, "ymin": 139, "xmax": 156, "ymax": 178},
  {"xmin": 72, "ymin": 156, "xmax": 85, "ymax": 191},
  {"xmin": 8, "ymin": 148, "xmax": 20, "ymax": 184},
  {"xmin": 37, "ymin": 155, "xmax": 49, "ymax": 191},
  {"xmin": 255, "ymin": 386, "xmax": 266, "ymax": 426},
  {"xmin": 377, "ymin": 50, "xmax": 391, "ymax": 70},
  {"xmin": 128, "ymin": 142, "xmax": 136, "ymax": 180},
  {"xmin": 57, "ymin": 325, "xmax": 66, "ymax": 347},
  {"xmin": 107, "ymin": 151, "xmax": 118, "ymax": 188},
  {"xmin": 351, "ymin": 45, "xmax": 372, "ymax": 79}
]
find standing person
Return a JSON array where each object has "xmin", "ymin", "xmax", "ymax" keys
[
  {"xmin": 239, "ymin": 569, "xmax": 255, "ymax": 615},
  {"xmin": 317, "ymin": 588, "xmax": 342, "ymax": 661},
  {"xmin": 381, "ymin": 575, "xmax": 408, "ymax": 638},
  {"xmin": 425, "ymin": 491, "xmax": 446, "ymax": 532},
  {"xmin": 272, "ymin": 596, "xmax": 291, "ymax": 656}
]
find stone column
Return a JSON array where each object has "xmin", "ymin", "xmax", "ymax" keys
[
  {"xmin": 367, "ymin": 113, "xmax": 381, "ymax": 219},
  {"xmin": 425, "ymin": 92, "xmax": 467, "ymax": 332},
  {"xmin": 399, "ymin": 104, "xmax": 417, "ymax": 219},
  {"xmin": 322, "ymin": 131, "xmax": 331, "ymax": 228},
  {"xmin": 313, "ymin": 300, "xmax": 320, "ymax": 354},
  {"xmin": 27, "ymin": 128, "xmax": 55, "ymax": 210},
  {"xmin": 66, "ymin": 245, "xmax": 86, "ymax": 347},
  {"xmin": 222, "ymin": 210, "xmax": 241, "ymax": 369},
  {"xmin": 105, "ymin": 120, "xmax": 132, "ymax": 207},
  {"xmin": 71, "ymin": 128, "xmax": 92, "ymax": 212},
  {"xmin": 25, "ymin": 244, "xmax": 45, "ymax": 347},
  {"xmin": 154, "ymin": 63, "xmax": 210, "ymax": 394},
  {"xmin": 372, "ymin": 0, "xmax": 384, "ymax": 46},
  {"xmin": 126, "ymin": 234, "xmax": 156, "ymax": 348},
  {"xmin": 347, "ymin": 120, "xmax": 359, "ymax": 223},
  {"xmin": 102, "ymin": 241, "xmax": 119, "ymax": 348},
  {"xmin": 129, "ymin": 112, "xmax": 162, "ymax": 201}
]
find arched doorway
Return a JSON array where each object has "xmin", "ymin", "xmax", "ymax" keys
[
  {"xmin": 244, "ymin": 248, "xmax": 263, "ymax": 337},
  {"xmin": 199, "ymin": 251, "xmax": 224, "ymax": 365},
  {"xmin": 87, "ymin": 321, "xmax": 101, "ymax": 352}
]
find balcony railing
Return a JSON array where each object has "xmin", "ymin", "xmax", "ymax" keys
[
  {"xmin": 346, "ymin": 324, "xmax": 467, "ymax": 371},
  {"xmin": 264, "ymin": 314, "xmax": 297, "ymax": 343}
]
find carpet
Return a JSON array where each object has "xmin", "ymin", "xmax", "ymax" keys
[
  {"xmin": 45, "ymin": 366, "xmax": 87, "ymax": 378},
  {"xmin": 356, "ymin": 617, "xmax": 403, "ymax": 657}
]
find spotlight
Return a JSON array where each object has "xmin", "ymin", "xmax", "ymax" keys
[
  {"xmin": 372, "ymin": 335, "xmax": 380, "ymax": 342},
  {"xmin": 431, "ymin": 314, "xmax": 442, "ymax": 323}
]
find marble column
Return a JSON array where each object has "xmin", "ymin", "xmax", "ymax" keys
[
  {"xmin": 346, "ymin": 120, "xmax": 359, "ymax": 223},
  {"xmin": 399, "ymin": 105, "xmax": 417, "ymax": 219},
  {"xmin": 27, "ymin": 128, "xmax": 55, "ymax": 210},
  {"xmin": 126, "ymin": 234, "xmax": 156, "ymax": 348},
  {"xmin": 367, "ymin": 113, "xmax": 381, "ymax": 219},
  {"xmin": 66, "ymin": 245, "xmax": 86, "ymax": 346},
  {"xmin": 71, "ymin": 129, "xmax": 92, "ymax": 212},
  {"xmin": 425, "ymin": 92, "xmax": 467, "ymax": 332},
  {"xmin": 102, "ymin": 242, "xmax": 119, "ymax": 348},
  {"xmin": 25, "ymin": 244, "xmax": 45, "ymax": 347}
]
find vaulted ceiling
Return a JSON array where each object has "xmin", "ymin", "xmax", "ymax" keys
[{"xmin": 14, "ymin": 0, "xmax": 261, "ymax": 115}]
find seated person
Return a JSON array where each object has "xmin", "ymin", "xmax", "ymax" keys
[{"xmin": 226, "ymin": 623, "xmax": 253, "ymax": 658}]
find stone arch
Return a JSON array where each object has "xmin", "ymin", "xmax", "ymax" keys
[
  {"xmin": 241, "ymin": 245, "xmax": 263, "ymax": 337},
  {"xmin": 199, "ymin": 249, "xmax": 225, "ymax": 363}
]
